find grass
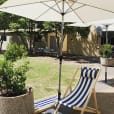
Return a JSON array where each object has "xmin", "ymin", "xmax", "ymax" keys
[{"xmin": 26, "ymin": 56, "xmax": 79, "ymax": 100}]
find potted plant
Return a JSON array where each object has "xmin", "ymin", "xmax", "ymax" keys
[
  {"xmin": 100, "ymin": 44, "xmax": 112, "ymax": 66},
  {"xmin": 0, "ymin": 43, "xmax": 34, "ymax": 114}
]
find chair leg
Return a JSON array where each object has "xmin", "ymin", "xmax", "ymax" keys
[
  {"xmin": 93, "ymin": 89, "xmax": 100, "ymax": 114},
  {"xmin": 54, "ymin": 104, "xmax": 61, "ymax": 114},
  {"xmin": 97, "ymin": 112, "xmax": 101, "ymax": 114},
  {"xmin": 80, "ymin": 89, "xmax": 100, "ymax": 114},
  {"xmin": 80, "ymin": 110, "xmax": 85, "ymax": 114}
]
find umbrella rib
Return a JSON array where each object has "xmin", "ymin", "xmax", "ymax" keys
[
  {"xmin": 41, "ymin": 1, "xmax": 61, "ymax": 14},
  {"xmin": 0, "ymin": 0, "xmax": 54, "ymax": 9},
  {"xmin": 77, "ymin": 2, "xmax": 114, "ymax": 13},
  {"xmin": 65, "ymin": 1, "xmax": 85, "ymax": 23},
  {"xmin": 54, "ymin": 0, "xmax": 62, "ymax": 13},
  {"xmin": 0, "ymin": 1, "xmax": 40, "ymax": 9},
  {"xmin": 65, "ymin": 0, "xmax": 75, "ymax": 14},
  {"xmin": 66, "ymin": 4, "xmax": 86, "ymax": 13},
  {"xmin": 34, "ymin": 1, "xmax": 61, "ymax": 20}
]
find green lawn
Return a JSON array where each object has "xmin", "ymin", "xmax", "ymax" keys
[
  {"xmin": 0, "ymin": 54, "xmax": 79, "ymax": 100},
  {"xmin": 26, "ymin": 56, "xmax": 79, "ymax": 100}
]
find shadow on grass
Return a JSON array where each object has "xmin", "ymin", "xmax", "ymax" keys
[
  {"xmin": 29, "ymin": 53, "xmax": 100, "ymax": 64},
  {"xmin": 63, "ymin": 55, "xmax": 100, "ymax": 63}
]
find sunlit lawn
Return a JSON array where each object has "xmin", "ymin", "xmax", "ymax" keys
[
  {"xmin": 0, "ymin": 54, "xmax": 79, "ymax": 100},
  {"xmin": 26, "ymin": 56, "xmax": 79, "ymax": 100}
]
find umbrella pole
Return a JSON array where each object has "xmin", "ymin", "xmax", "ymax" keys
[
  {"xmin": 58, "ymin": 55, "xmax": 62, "ymax": 100},
  {"xmin": 58, "ymin": 0, "xmax": 65, "ymax": 100},
  {"xmin": 105, "ymin": 25, "xmax": 109, "ymax": 44},
  {"xmin": 104, "ymin": 24, "xmax": 109, "ymax": 83}
]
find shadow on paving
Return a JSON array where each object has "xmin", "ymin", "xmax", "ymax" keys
[
  {"xmin": 41, "ymin": 106, "xmax": 93, "ymax": 114},
  {"xmin": 99, "ymin": 78, "xmax": 114, "ymax": 87}
]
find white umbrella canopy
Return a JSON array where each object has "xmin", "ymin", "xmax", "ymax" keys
[
  {"xmin": 1, "ymin": 0, "xmax": 114, "ymax": 22},
  {"xmin": 1, "ymin": 0, "xmax": 114, "ymax": 100},
  {"xmin": 102, "ymin": 25, "xmax": 114, "ymax": 31},
  {"xmin": 67, "ymin": 22, "xmax": 90, "ymax": 27},
  {"xmin": 95, "ymin": 24, "xmax": 114, "ymax": 31},
  {"xmin": 89, "ymin": 19, "xmax": 114, "ymax": 26}
]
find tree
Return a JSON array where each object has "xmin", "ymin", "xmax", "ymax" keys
[
  {"xmin": 0, "ymin": 0, "xmax": 9, "ymax": 50},
  {"xmin": 0, "ymin": 0, "xmax": 7, "ymax": 5},
  {"xmin": 0, "ymin": 12, "xmax": 10, "ymax": 51}
]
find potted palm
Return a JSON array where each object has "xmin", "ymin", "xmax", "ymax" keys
[
  {"xmin": 100, "ymin": 44, "xmax": 112, "ymax": 66},
  {"xmin": 0, "ymin": 43, "xmax": 34, "ymax": 114}
]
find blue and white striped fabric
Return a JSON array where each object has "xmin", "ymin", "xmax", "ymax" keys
[
  {"xmin": 34, "ymin": 96, "xmax": 57, "ymax": 109},
  {"xmin": 59, "ymin": 67, "xmax": 99, "ymax": 108},
  {"xmin": 81, "ymin": 67, "xmax": 99, "ymax": 79}
]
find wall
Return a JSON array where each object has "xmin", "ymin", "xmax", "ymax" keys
[
  {"xmin": 67, "ymin": 31, "xmax": 100, "ymax": 56},
  {"xmin": 0, "ymin": 32, "xmax": 28, "ymax": 51},
  {"xmin": 1, "ymin": 26, "xmax": 101, "ymax": 57},
  {"xmin": 48, "ymin": 32, "xmax": 68, "ymax": 53},
  {"xmin": 48, "ymin": 26, "xmax": 101, "ymax": 57}
]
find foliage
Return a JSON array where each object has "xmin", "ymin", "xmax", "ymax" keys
[
  {"xmin": 0, "ymin": 12, "xmax": 10, "ymax": 30},
  {"xmin": 0, "ymin": 0, "xmax": 9, "ymax": 30},
  {"xmin": 4, "ymin": 43, "xmax": 27, "ymax": 62},
  {"xmin": 0, "ymin": 43, "xmax": 29, "ymax": 97},
  {"xmin": 9, "ymin": 22, "xmax": 21, "ymax": 30},
  {"xmin": 76, "ymin": 27, "xmax": 89, "ymax": 37},
  {"xmin": 100, "ymin": 44, "xmax": 112, "ymax": 58},
  {"xmin": 43, "ymin": 22, "xmax": 61, "ymax": 31},
  {"xmin": 0, "ymin": 0, "xmax": 7, "ymax": 5},
  {"xmin": 9, "ymin": 15, "xmax": 29, "ymax": 30}
]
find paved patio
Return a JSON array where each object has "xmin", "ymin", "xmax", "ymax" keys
[{"xmin": 41, "ymin": 65, "xmax": 114, "ymax": 114}]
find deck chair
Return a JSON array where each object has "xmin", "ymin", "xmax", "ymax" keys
[
  {"xmin": 54, "ymin": 66, "xmax": 101, "ymax": 114},
  {"xmin": 34, "ymin": 95, "xmax": 57, "ymax": 114}
]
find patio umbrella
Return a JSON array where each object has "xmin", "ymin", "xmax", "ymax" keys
[
  {"xmin": 102, "ymin": 25, "xmax": 114, "ymax": 31},
  {"xmin": 89, "ymin": 19, "xmax": 114, "ymax": 44},
  {"xmin": 1, "ymin": 0, "xmax": 114, "ymax": 100},
  {"xmin": 67, "ymin": 22, "xmax": 90, "ymax": 27}
]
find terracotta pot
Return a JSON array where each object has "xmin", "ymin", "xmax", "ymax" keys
[{"xmin": 0, "ymin": 91, "xmax": 34, "ymax": 114}]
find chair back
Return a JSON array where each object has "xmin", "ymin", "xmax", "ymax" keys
[{"xmin": 59, "ymin": 67, "xmax": 100, "ymax": 108}]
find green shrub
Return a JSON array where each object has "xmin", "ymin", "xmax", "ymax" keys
[
  {"xmin": 0, "ymin": 43, "xmax": 29, "ymax": 97},
  {"xmin": 4, "ymin": 43, "xmax": 27, "ymax": 62},
  {"xmin": 100, "ymin": 44, "xmax": 112, "ymax": 58}
]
